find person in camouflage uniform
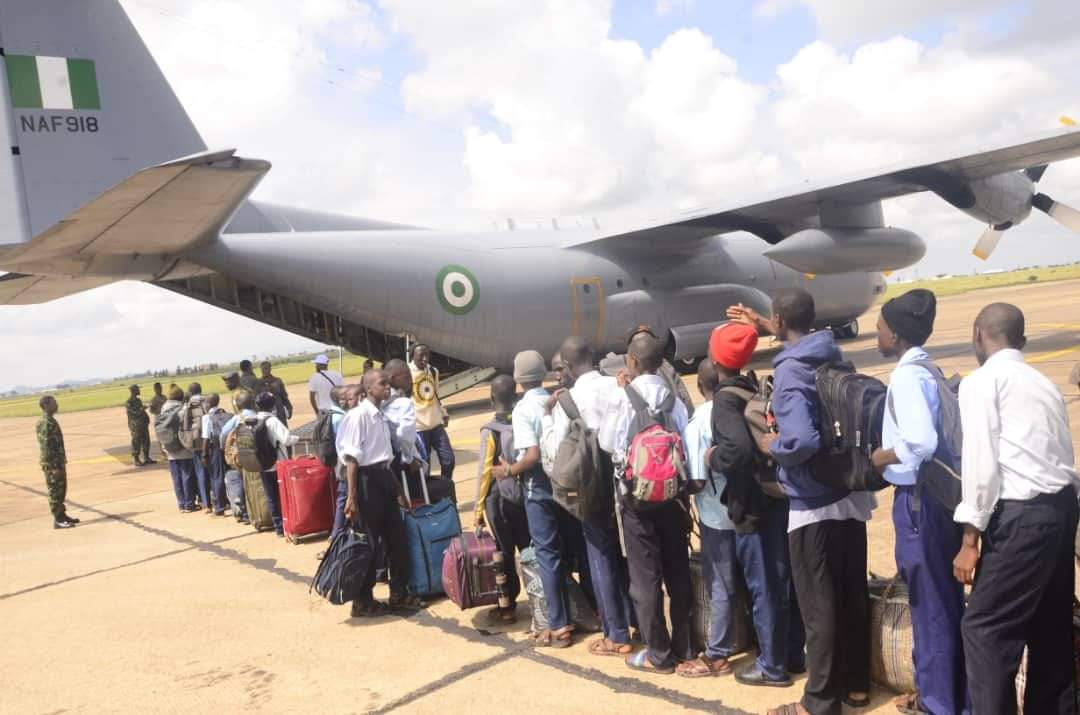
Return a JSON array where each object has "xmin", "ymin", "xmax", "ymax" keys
[
  {"xmin": 258, "ymin": 361, "xmax": 293, "ymax": 426},
  {"xmin": 37, "ymin": 395, "xmax": 77, "ymax": 529},
  {"xmin": 148, "ymin": 382, "xmax": 167, "ymax": 416},
  {"xmin": 126, "ymin": 385, "xmax": 155, "ymax": 466}
]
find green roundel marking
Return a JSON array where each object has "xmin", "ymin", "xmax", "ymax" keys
[{"xmin": 436, "ymin": 264, "xmax": 480, "ymax": 315}]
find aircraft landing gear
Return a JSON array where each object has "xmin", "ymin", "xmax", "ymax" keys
[
  {"xmin": 832, "ymin": 320, "xmax": 859, "ymax": 340},
  {"xmin": 674, "ymin": 355, "xmax": 703, "ymax": 375}
]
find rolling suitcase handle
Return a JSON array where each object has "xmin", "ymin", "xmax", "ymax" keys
[{"xmin": 399, "ymin": 460, "xmax": 432, "ymax": 506}]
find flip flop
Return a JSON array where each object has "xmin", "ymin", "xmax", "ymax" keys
[
  {"xmin": 587, "ymin": 637, "xmax": 634, "ymax": 657},
  {"xmin": 766, "ymin": 704, "xmax": 803, "ymax": 715},
  {"xmin": 532, "ymin": 627, "xmax": 573, "ymax": 649},
  {"xmin": 676, "ymin": 655, "xmax": 731, "ymax": 678},
  {"xmin": 625, "ymin": 649, "xmax": 675, "ymax": 675}
]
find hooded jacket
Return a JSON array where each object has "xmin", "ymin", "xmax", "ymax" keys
[{"xmin": 769, "ymin": 330, "xmax": 850, "ymax": 510}]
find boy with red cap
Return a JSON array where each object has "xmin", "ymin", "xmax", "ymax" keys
[{"xmin": 677, "ymin": 322, "xmax": 804, "ymax": 685}]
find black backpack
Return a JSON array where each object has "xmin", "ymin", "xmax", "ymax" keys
[
  {"xmin": 208, "ymin": 410, "xmax": 233, "ymax": 450},
  {"xmin": 810, "ymin": 362, "xmax": 888, "ymax": 492},
  {"xmin": 310, "ymin": 527, "xmax": 374, "ymax": 605},
  {"xmin": 482, "ymin": 420, "xmax": 524, "ymax": 505},
  {"xmin": 313, "ymin": 410, "xmax": 338, "ymax": 468},
  {"xmin": 235, "ymin": 416, "xmax": 277, "ymax": 472},
  {"xmin": 550, "ymin": 392, "xmax": 613, "ymax": 522}
]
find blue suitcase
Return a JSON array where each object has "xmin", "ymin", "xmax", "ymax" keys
[{"xmin": 401, "ymin": 469, "xmax": 461, "ymax": 596}]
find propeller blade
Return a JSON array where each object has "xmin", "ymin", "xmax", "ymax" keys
[
  {"xmin": 972, "ymin": 225, "xmax": 1006, "ymax": 260},
  {"xmin": 1025, "ymin": 164, "xmax": 1049, "ymax": 182},
  {"xmin": 1033, "ymin": 193, "xmax": 1080, "ymax": 233}
]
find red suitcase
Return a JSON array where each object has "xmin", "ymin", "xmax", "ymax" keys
[
  {"xmin": 442, "ymin": 530, "xmax": 506, "ymax": 610},
  {"xmin": 276, "ymin": 455, "xmax": 335, "ymax": 544}
]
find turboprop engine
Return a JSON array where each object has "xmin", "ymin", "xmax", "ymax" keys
[{"xmin": 763, "ymin": 226, "xmax": 925, "ymax": 275}]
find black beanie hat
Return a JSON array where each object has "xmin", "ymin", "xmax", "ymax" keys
[{"xmin": 881, "ymin": 289, "xmax": 937, "ymax": 346}]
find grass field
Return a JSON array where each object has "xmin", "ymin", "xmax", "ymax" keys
[
  {"xmin": 881, "ymin": 264, "xmax": 1080, "ymax": 301},
  {"xmin": 0, "ymin": 353, "xmax": 371, "ymax": 419}
]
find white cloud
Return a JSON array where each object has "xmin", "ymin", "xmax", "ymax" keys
[{"xmin": 655, "ymin": 0, "xmax": 695, "ymax": 16}]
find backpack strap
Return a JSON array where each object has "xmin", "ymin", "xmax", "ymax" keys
[
  {"xmin": 557, "ymin": 391, "xmax": 583, "ymax": 422},
  {"xmin": 719, "ymin": 385, "xmax": 755, "ymax": 402},
  {"xmin": 624, "ymin": 384, "xmax": 651, "ymax": 420}
]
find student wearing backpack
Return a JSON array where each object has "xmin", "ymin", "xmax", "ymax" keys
[
  {"xmin": 158, "ymin": 386, "xmax": 198, "ymax": 513},
  {"xmin": 490, "ymin": 350, "xmax": 575, "ymax": 647},
  {"xmin": 598, "ymin": 331, "xmax": 692, "ymax": 675},
  {"xmin": 952, "ymin": 304, "xmax": 1079, "ymax": 715},
  {"xmin": 729, "ymin": 290, "xmax": 873, "ymax": 715},
  {"xmin": 681, "ymin": 324, "xmax": 805, "ymax": 685},
  {"xmin": 870, "ymin": 290, "xmax": 968, "ymax": 715},
  {"xmin": 184, "ymin": 383, "xmax": 211, "ymax": 512},
  {"xmin": 474, "ymin": 375, "xmax": 531, "ymax": 624},
  {"xmin": 252, "ymin": 391, "xmax": 299, "ymax": 536},
  {"xmin": 326, "ymin": 385, "xmax": 359, "ymax": 542},
  {"xmin": 540, "ymin": 336, "xmax": 635, "ymax": 657},
  {"xmin": 201, "ymin": 394, "xmax": 232, "ymax": 517},
  {"xmin": 220, "ymin": 389, "xmax": 256, "ymax": 523}
]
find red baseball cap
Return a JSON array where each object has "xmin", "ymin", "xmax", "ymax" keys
[{"xmin": 709, "ymin": 322, "xmax": 759, "ymax": 370}]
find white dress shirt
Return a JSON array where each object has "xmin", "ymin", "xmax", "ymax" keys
[
  {"xmin": 540, "ymin": 370, "xmax": 616, "ymax": 474},
  {"xmin": 512, "ymin": 387, "xmax": 550, "ymax": 462},
  {"xmin": 255, "ymin": 411, "xmax": 299, "ymax": 461},
  {"xmin": 954, "ymin": 348, "xmax": 1079, "ymax": 531},
  {"xmin": 381, "ymin": 390, "xmax": 420, "ymax": 464},
  {"xmin": 598, "ymin": 373, "xmax": 689, "ymax": 464},
  {"xmin": 882, "ymin": 347, "xmax": 941, "ymax": 487},
  {"xmin": 336, "ymin": 399, "xmax": 394, "ymax": 467},
  {"xmin": 686, "ymin": 400, "xmax": 735, "ymax": 531}
]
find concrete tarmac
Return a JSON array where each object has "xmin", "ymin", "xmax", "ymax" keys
[{"xmin": 2, "ymin": 279, "xmax": 1079, "ymax": 714}]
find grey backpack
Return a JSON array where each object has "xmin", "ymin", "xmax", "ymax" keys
[
  {"xmin": 154, "ymin": 405, "xmax": 185, "ymax": 454},
  {"xmin": 482, "ymin": 421, "xmax": 524, "ymax": 505},
  {"xmin": 550, "ymin": 392, "xmax": 612, "ymax": 522},
  {"xmin": 888, "ymin": 359, "xmax": 963, "ymax": 511}
]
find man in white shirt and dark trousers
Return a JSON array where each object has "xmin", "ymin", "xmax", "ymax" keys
[
  {"xmin": 870, "ymin": 290, "xmax": 968, "ymax": 715},
  {"xmin": 598, "ymin": 331, "xmax": 693, "ymax": 675},
  {"xmin": 255, "ymin": 392, "xmax": 299, "ymax": 536},
  {"xmin": 730, "ymin": 290, "xmax": 874, "ymax": 715},
  {"xmin": 308, "ymin": 354, "xmax": 344, "ymax": 415},
  {"xmin": 541, "ymin": 337, "xmax": 636, "ymax": 658},
  {"xmin": 953, "ymin": 303, "xmax": 1079, "ymax": 714},
  {"xmin": 339, "ymin": 370, "xmax": 425, "ymax": 617}
]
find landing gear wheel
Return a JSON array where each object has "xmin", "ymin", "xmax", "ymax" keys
[
  {"xmin": 674, "ymin": 355, "xmax": 703, "ymax": 375},
  {"xmin": 833, "ymin": 320, "xmax": 859, "ymax": 340}
]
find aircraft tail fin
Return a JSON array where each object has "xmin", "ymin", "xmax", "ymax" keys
[{"xmin": 0, "ymin": 0, "xmax": 206, "ymax": 246}]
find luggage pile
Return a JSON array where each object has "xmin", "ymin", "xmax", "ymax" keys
[{"xmin": 688, "ymin": 551, "xmax": 755, "ymax": 656}]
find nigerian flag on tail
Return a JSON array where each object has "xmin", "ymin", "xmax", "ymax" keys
[{"xmin": 5, "ymin": 55, "xmax": 100, "ymax": 110}]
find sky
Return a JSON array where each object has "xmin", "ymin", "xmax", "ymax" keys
[{"xmin": 2, "ymin": 0, "xmax": 1080, "ymax": 391}]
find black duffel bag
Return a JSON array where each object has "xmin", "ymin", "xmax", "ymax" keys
[{"xmin": 310, "ymin": 527, "xmax": 374, "ymax": 605}]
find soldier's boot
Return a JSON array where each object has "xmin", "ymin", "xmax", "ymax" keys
[
  {"xmin": 61, "ymin": 511, "xmax": 80, "ymax": 524},
  {"xmin": 133, "ymin": 455, "xmax": 145, "ymax": 466},
  {"xmin": 53, "ymin": 518, "xmax": 75, "ymax": 529}
]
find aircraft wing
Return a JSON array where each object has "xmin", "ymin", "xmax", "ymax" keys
[
  {"xmin": 0, "ymin": 272, "xmax": 114, "ymax": 305},
  {"xmin": 567, "ymin": 126, "xmax": 1080, "ymax": 248},
  {"xmin": 0, "ymin": 149, "xmax": 270, "ymax": 273}
]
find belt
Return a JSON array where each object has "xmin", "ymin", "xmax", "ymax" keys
[
  {"xmin": 998, "ymin": 484, "xmax": 1077, "ymax": 506},
  {"xmin": 357, "ymin": 460, "xmax": 391, "ymax": 472}
]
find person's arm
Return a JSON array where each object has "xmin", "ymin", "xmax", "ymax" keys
[
  {"xmin": 768, "ymin": 374, "xmax": 821, "ymax": 467},
  {"xmin": 495, "ymin": 412, "xmax": 541, "ymax": 479},
  {"xmin": 708, "ymin": 393, "xmax": 756, "ymax": 475},
  {"xmin": 474, "ymin": 433, "xmax": 496, "ymax": 526},
  {"xmin": 344, "ymin": 457, "xmax": 361, "ymax": 523},
  {"xmin": 278, "ymin": 381, "xmax": 292, "ymax": 419},
  {"xmin": 872, "ymin": 368, "xmax": 938, "ymax": 477},
  {"xmin": 309, "ymin": 391, "xmax": 319, "ymax": 414},
  {"xmin": 952, "ymin": 373, "xmax": 1002, "ymax": 533},
  {"xmin": 396, "ymin": 402, "xmax": 419, "ymax": 464},
  {"xmin": 726, "ymin": 303, "xmax": 776, "ymax": 336}
]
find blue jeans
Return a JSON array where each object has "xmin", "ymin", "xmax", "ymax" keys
[
  {"xmin": 895, "ymin": 484, "xmax": 969, "ymax": 715},
  {"xmin": 737, "ymin": 500, "xmax": 805, "ymax": 678},
  {"xmin": 419, "ymin": 425, "xmax": 455, "ymax": 480},
  {"xmin": 260, "ymin": 469, "xmax": 284, "ymax": 535},
  {"xmin": 582, "ymin": 518, "xmax": 635, "ymax": 644},
  {"xmin": 168, "ymin": 458, "xmax": 196, "ymax": 510},
  {"xmin": 207, "ymin": 448, "xmax": 227, "ymax": 513},
  {"xmin": 193, "ymin": 454, "xmax": 211, "ymax": 508},
  {"xmin": 524, "ymin": 472, "xmax": 570, "ymax": 630}
]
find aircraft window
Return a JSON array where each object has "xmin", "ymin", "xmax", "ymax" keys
[
  {"xmin": 616, "ymin": 279, "xmax": 624, "ymax": 288},
  {"xmin": 582, "ymin": 284, "xmax": 591, "ymax": 294},
  {"xmin": 642, "ymin": 277, "xmax": 650, "ymax": 287}
]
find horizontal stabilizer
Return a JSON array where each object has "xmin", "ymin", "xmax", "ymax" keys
[
  {"xmin": 0, "ymin": 272, "xmax": 113, "ymax": 304},
  {"xmin": 0, "ymin": 149, "xmax": 270, "ymax": 277}
]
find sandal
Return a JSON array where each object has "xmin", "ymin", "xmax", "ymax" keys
[
  {"xmin": 625, "ymin": 649, "xmax": 675, "ymax": 675},
  {"xmin": 350, "ymin": 600, "xmax": 389, "ymax": 618},
  {"xmin": 676, "ymin": 654, "xmax": 732, "ymax": 678},
  {"xmin": 587, "ymin": 637, "xmax": 634, "ymax": 657},
  {"xmin": 894, "ymin": 693, "xmax": 926, "ymax": 714},
  {"xmin": 481, "ymin": 607, "xmax": 517, "ymax": 625},
  {"xmin": 388, "ymin": 594, "xmax": 428, "ymax": 610},
  {"xmin": 843, "ymin": 693, "xmax": 870, "ymax": 709},
  {"xmin": 532, "ymin": 626, "xmax": 573, "ymax": 649}
]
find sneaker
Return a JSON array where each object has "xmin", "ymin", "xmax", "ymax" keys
[{"xmin": 53, "ymin": 518, "xmax": 76, "ymax": 529}]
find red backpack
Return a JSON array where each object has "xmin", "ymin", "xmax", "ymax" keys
[{"xmin": 621, "ymin": 385, "xmax": 688, "ymax": 510}]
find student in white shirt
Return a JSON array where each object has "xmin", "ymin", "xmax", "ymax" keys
[
  {"xmin": 308, "ymin": 354, "xmax": 344, "ymax": 414},
  {"xmin": 953, "ymin": 303, "xmax": 1079, "ymax": 714},
  {"xmin": 597, "ymin": 331, "xmax": 692, "ymax": 675},
  {"xmin": 339, "ymin": 370, "xmax": 424, "ymax": 617},
  {"xmin": 540, "ymin": 336, "xmax": 635, "ymax": 657},
  {"xmin": 254, "ymin": 392, "xmax": 299, "ymax": 536},
  {"xmin": 200, "ymin": 394, "xmax": 232, "ymax": 517}
]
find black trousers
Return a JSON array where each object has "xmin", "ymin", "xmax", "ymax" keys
[
  {"xmin": 620, "ymin": 501, "xmax": 693, "ymax": 667},
  {"xmin": 789, "ymin": 518, "xmax": 870, "ymax": 715},
  {"xmin": 963, "ymin": 486, "xmax": 1079, "ymax": 715},
  {"xmin": 485, "ymin": 492, "xmax": 531, "ymax": 603},
  {"xmin": 357, "ymin": 465, "xmax": 410, "ymax": 602}
]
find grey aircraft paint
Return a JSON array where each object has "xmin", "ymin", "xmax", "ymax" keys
[{"xmin": 1, "ymin": 0, "xmax": 1079, "ymax": 374}]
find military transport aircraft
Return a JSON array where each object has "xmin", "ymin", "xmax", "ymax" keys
[{"xmin": 2, "ymin": 0, "xmax": 1080, "ymax": 389}]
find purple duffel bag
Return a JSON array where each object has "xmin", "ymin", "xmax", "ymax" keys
[{"xmin": 442, "ymin": 530, "xmax": 505, "ymax": 610}]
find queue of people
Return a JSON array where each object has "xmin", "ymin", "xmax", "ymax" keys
[{"xmin": 33, "ymin": 292, "xmax": 1079, "ymax": 715}]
